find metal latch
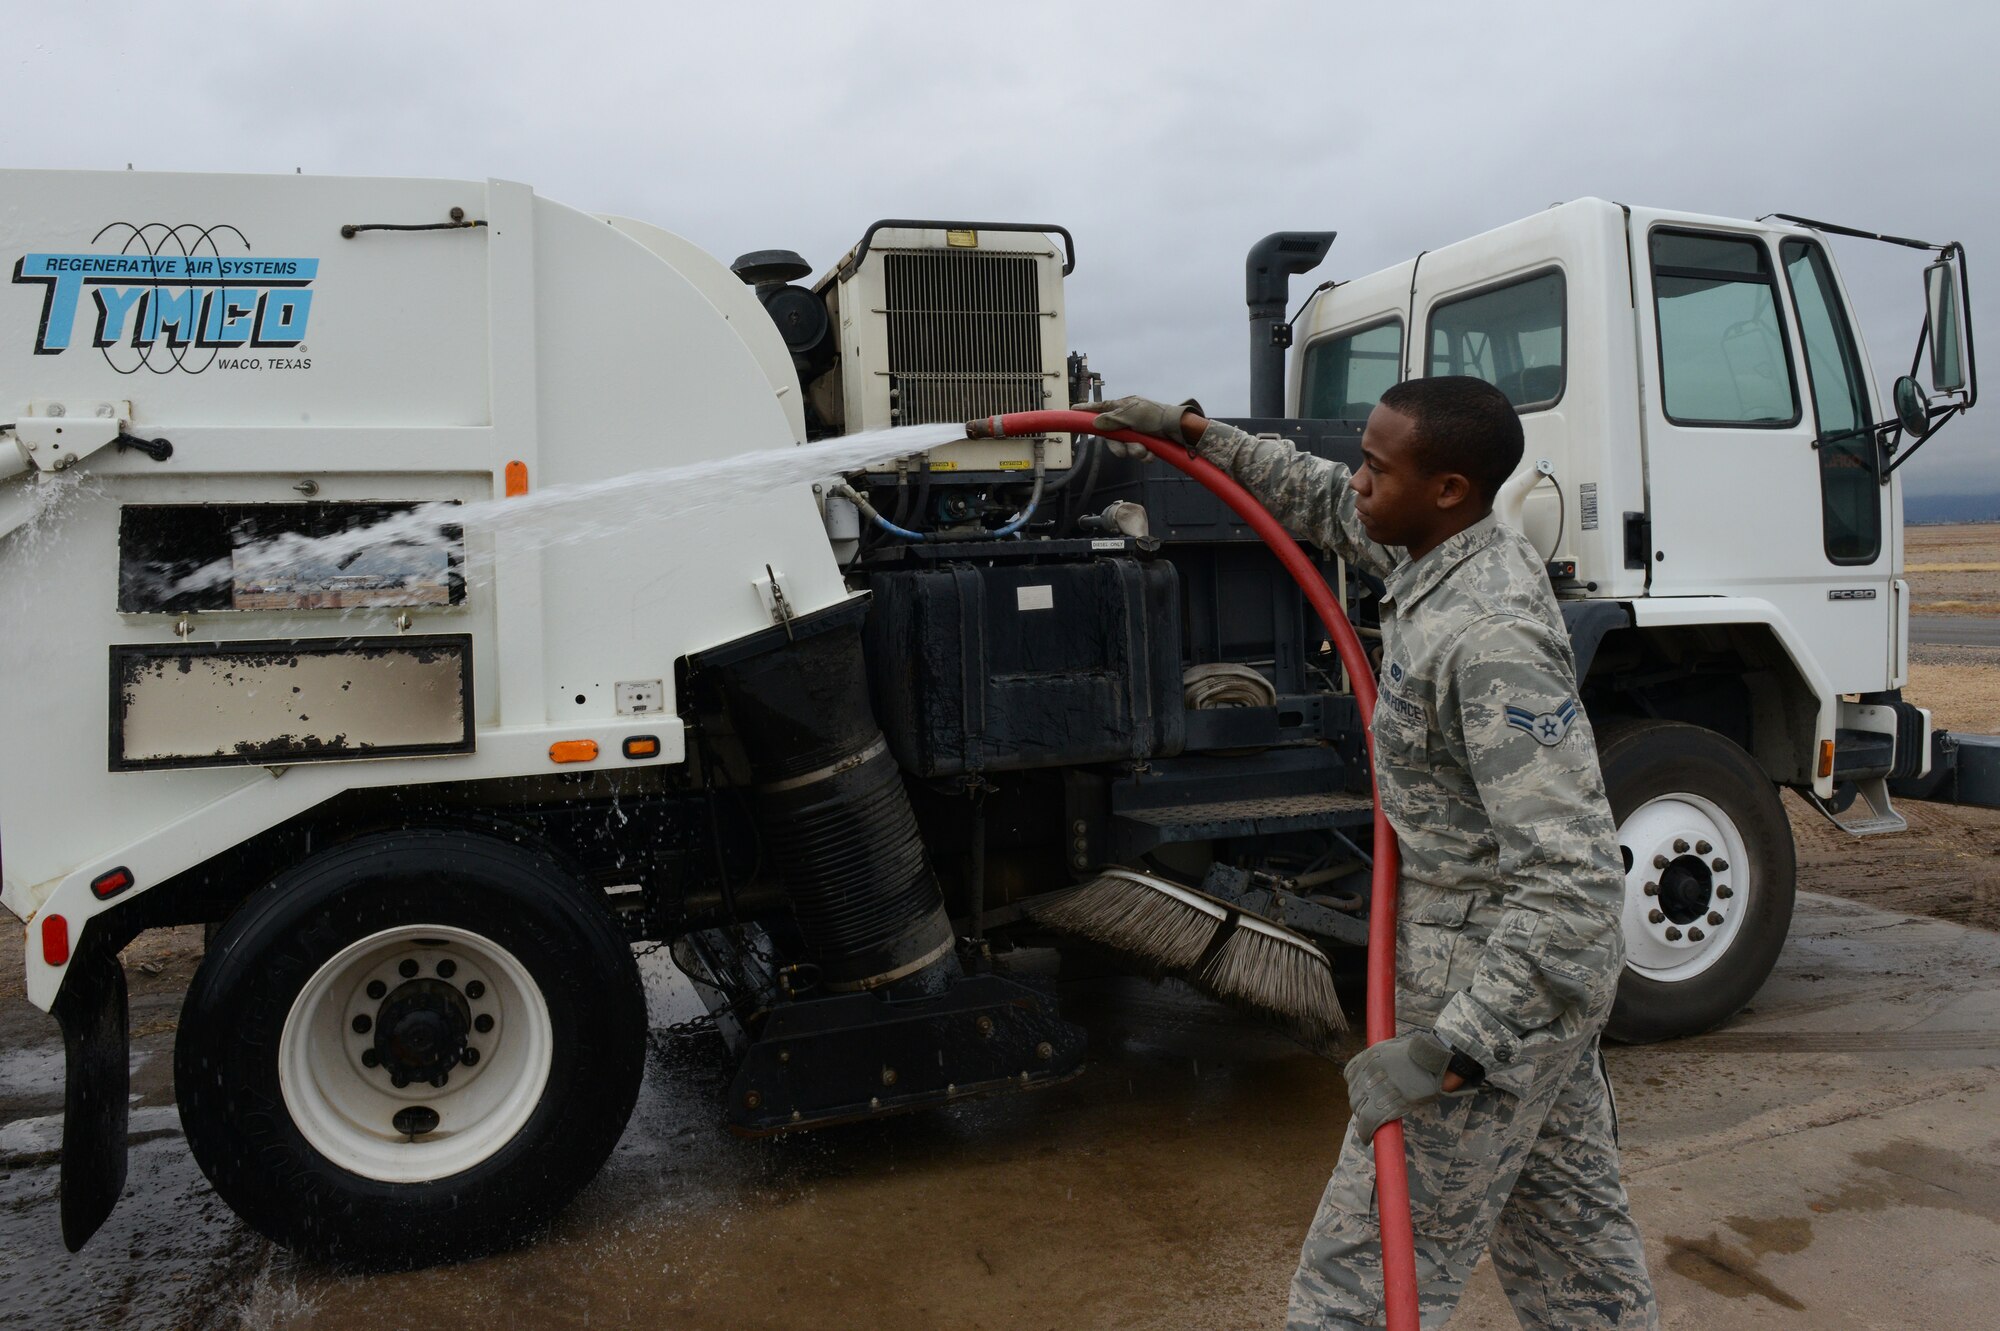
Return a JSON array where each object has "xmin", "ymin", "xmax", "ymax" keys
[
  {"xmin": 8, "ymin": 402, "xmax": 171, "ymax": 474},
  {"xmin": 755, "ymin": 564, "xmax": 796, "ymax": 640}
]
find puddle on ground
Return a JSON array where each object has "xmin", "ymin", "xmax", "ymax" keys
[{"xmin": 259, "ymin": 976, "xmax": 1350, "ymax": 1331}]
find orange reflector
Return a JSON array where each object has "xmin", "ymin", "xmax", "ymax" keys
[
  {"xmin": 91, "ymin": 866, "xmax": 134, "ymax": 900},
  {"xmin": 623, "ymin": 735, "xmax": 660, "ymax": 760},
  {"xmin": 1817, "ymin": 739, "xmax": 1835, "ymax": 779},
  {"xmin": 549, "ymin": 739, "xmax": 599, "ymax": 764},
  {"xmin": 41, "ymin": 914, "xmax": 69, "ymax": 967},
  {"xmin": 505, "ymin": 460, "xmax": 529, "ymax": 497}
]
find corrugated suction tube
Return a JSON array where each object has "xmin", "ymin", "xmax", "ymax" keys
[{"xmin": 973, "ymin": 409, "xmax": 1420, "ymax": 1331}]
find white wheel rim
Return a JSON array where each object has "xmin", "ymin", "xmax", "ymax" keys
[
  {"xmin": 1616, "ymin": 794, "xmax": 1750, "ymax": 982},
  {"xmin": 279, "ymin": 924, "xmax": 553, "ymax": 1183}
]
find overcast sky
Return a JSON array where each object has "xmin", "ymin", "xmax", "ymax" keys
[{"xmin": 8, "ymin": 0, "xmax": 1994, "ymax": 496}]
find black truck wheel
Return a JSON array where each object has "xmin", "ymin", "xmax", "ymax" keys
[
  {"xmin": 175, "ymin": 828, "xmax": 646, "ymax": 1266},
  {"xmin": 1596, "ymin": 719, "xmax": 1796, "ymax": 1043}
]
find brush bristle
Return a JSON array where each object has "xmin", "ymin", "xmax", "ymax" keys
[
  {"xmin": 1200, "ymin": 926, "xmax": 1348, "ymax": 1041},
  {"xmin": 1028, "ymin": 877, "xmax": 1217, "ymax": 972},
  {"xmin": 1029, "ymin": 873, "xmax": 1350, "ymax": 1042}
]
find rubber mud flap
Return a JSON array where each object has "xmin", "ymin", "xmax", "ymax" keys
[{"xmin": 52, "ymin": 938, "xmax": 129, "ymax": 1252}]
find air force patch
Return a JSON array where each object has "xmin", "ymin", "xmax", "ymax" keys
[{"xmin": 1505, "ymin": 698, "xmax": 1578, "ymax": 747}]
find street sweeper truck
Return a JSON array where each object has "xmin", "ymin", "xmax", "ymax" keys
[{"xmin": 2, "ymin": 169, "xmax": 1994, "ymax": 1263}]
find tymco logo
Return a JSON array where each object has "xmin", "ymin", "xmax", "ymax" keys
[{"xmin": 13, "ymin": 222, "xmax": 318, "ymax": 374}]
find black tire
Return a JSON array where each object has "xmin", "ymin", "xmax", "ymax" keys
[
  {"xmin": 1596, "ymin": 718, "xmax": 1796, "ymax": 1043},
  {"xmin": 174, "ymin": 828, "xmax": 646, "ymax": 1267}
]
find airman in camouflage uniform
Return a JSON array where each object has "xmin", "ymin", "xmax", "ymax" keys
[{"xmin": 1086, "ymin": 388, "xmax": 1658, "ymax": 1329}]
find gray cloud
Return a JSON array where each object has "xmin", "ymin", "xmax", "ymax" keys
[{"xmin": 7, "ymin": 0, "xmax": 1992, "ymax": 493}]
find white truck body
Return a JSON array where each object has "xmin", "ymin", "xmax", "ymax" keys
[{"xmin": 0, "ymin": 170, "xmax": 852, "ymax": 1006}]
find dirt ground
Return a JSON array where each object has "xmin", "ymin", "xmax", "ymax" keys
[{"xmin": 1907, "ymin": 521, "xmax": 2000, "ymax": 615}]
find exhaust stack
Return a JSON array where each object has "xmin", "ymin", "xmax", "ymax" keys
[{"xmin": 1246, "ymin": 231, "xmax": 1337, "ymax": 418}]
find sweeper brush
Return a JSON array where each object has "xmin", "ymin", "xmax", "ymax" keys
[{"xmin": 1028, "ymin": 869, "xmax": 1347, "ymax": 1042}]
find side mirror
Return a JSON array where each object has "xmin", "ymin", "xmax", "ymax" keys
[
  {"xmin": 1926, "ymin": 256, "xmax": 1967, "ymax": 393},
  {"xmin": 1894, "ymin": 375, "xmax": 1931, "ymax": 439}
]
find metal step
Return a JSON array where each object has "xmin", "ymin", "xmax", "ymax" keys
[
  {"xmin": 1806, "ymin": 774, "xmax": 1908, "ymax": 838},
  {"xmin": 1113, "ymin": 790, "xmax": 1375, "ymax": 846}
]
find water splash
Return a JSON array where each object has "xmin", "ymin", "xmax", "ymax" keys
[{"xmin": 138, "ymin": 421, "xmax": 968, "ymax": 603}]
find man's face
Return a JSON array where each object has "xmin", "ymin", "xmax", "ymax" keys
[{"xmin": 1349, "ymin": 404, "xmax": 1443, "ymax": 549}]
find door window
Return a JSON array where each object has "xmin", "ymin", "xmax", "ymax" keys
[
  {"xmin": 1650, "ymin": 231, "xmax": 1799, "ymax": 427},
  {"xmin": 1425, "ymin": 271, "xmax": 1566, "ymax": 409},
  {"xmin": 1300, "ymin": 318, "xmax": 1403, "ymax": 418},
  {"xmin": 1783, "ymin": 238, "xmax": 1881, "ymax": 564}
]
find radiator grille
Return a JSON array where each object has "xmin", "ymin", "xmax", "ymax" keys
[{"xmin": 882, "ymin": 249, "xmax": 1052, "ymax": 424}]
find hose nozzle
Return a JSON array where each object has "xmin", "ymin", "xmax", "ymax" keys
[{"xmin": 963, "ymin": 416, "xmax": 1007, "ymax": 440}]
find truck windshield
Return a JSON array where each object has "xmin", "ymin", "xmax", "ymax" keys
[{"xmin": 1782, "ymin": 238, "xmax": 1881, "ymax": 564}]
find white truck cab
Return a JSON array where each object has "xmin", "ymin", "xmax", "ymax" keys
[{"xmin": 1290, "ymin": 198, "xmax": 1972, "ymax": 804}]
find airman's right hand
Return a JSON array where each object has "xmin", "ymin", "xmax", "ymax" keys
[{"xmin": 1074, "ymin": 396, "xmax": 1205, "ymax": 459}]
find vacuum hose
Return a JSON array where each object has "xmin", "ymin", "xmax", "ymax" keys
[{"xmin": 975, "ymin": 410, "xmax": 1420, "ymax": 1331}]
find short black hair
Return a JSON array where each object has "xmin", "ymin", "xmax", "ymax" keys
[{"xmin": 1378, "ymin": 375, "xmax": 1524, "ymax": 504}]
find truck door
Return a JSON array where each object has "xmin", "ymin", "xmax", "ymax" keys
[{"xmin": 1630, "ymin": 217, "xmax": 1892, "ymax": 693}]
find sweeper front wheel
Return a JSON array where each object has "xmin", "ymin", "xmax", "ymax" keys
[
  {"xmin": 174, "ymin": 828, "xmax": 647, "ymax": 1267},
  {"xmin": 1597, "ymin": 719, "xmax": 1796, "ymax": 1043}
]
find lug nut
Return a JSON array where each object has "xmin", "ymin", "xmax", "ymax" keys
[
  {"xmin": 352, "ymin": 1014, "xmax": 372, "ymax": 1034},
  {"xmin": 366, "ymin": 980, "xmax": 387, "ymax": 1000},
  {"xmin": 430, "ymin": 1072, "xmax": 449, "ymax": 1088},
  {"xmin": 1643, "ymin": 881, "xmax": 1659, "ymax": 897},
  {"xmin": 870, "ymin": 1096, "xmax": 881, "ymax": 1109},
  {"xmin": 745, "ymin": 1090, "xmax": 763, "ymax": 1110},
  {"xmin": 1652, "ymin": 854, "xmax": 1670, "ymax": 870},
  {"xmin": 1648, "ymin": 909, "xmax": 1665, "ymax": 924},
  {"xmin": 1664, "ymin": 926, "xmax": 1683, "ymax": 941},
  {"xmin": 1688, "ymin": 927, "xmax": 1705, "ymax": 941},
  {"xmin": 1711, "ymin": 858, "xmax": 1728, "ymax": 872},
  {"xmin": 436, "ymin": 959, "xmax": 457, "ymax": 979},
  {"xmin": 882, "ymin": 1067, "xmax": 898, "ymax": 1087},
  {"xmin": 1696, "ymin": 840, "xmax": 1713, "ymax": 855},
  {"xmin": 461, "ymin": 1047, "xmax": 480, "ymax": 1066},
  {"xmin": 391, "ymin": 1073, "xmax": 410, "ymax": 1088},
  {"xmin": 398, "ymin": 959, "xmax": 419, "ymax": 979},
  {"xmin": 1716, "ymin": 885, "xmax": 1734, "ymax": 899},
  {"xmin": 1673, "ymin": 838, "xmax": 1690, "ymax": 854},
  {"xmin": 976, "ymin": 1015, "xmax": 995, "ymax": 1038},
  {"xmin": 465, "ymin": 981, "xmax": 485, "ymax": 999},
  {"xmin": 1707, "ymin": 911, "xmax": 1723, "ymax": 926},
  {"xmin": 1036, "ymin": 1041, "xmax": 1054, "ymax": 1061},
  {"xmin": 362, "ymin": 1049, "xmax": 381, "ymax": 1067},
  {"xmin": 474, "ymin": 1014, "xmax": 494, "ymax": 1034}
]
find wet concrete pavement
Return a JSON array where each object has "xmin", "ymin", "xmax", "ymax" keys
[{"xmin": 3, "ymin": 893, "xmax": 1998, "ymax": 1329}]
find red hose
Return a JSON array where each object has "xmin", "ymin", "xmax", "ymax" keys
[{"xmin": 984, "ymin": 411, "xmax": 1420, "ymax": 1330}]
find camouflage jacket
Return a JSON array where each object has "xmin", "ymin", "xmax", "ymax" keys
[{"xmin": 1194, "ymin": 421, "xmax": 1626, "ymax": 1078}]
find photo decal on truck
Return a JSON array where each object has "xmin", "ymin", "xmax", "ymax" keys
[{"xmin": 11, "ymin": 222, "xmax": 318, "ymax": 374}]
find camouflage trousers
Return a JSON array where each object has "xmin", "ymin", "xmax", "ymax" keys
[{"xmin": 1287, "ymin": 1034, "xmax": 1658, "ymax": 1329}]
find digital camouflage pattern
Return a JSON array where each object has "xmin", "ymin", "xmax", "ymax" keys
[
  {"xmin": 1190, "ymin": 421, "xmax": 1657, "ymax": 1328},
  {"xmin": 1290, "ymin": 1039, "xmax": 1657, "ymax": 1329}
]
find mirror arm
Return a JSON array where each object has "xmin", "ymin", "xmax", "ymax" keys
[{"xmin": 1881, "ymin": 402, "xmax": 1966, "ymax": 479}]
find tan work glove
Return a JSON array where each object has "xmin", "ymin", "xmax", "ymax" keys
[{"xmin": 1075, "ymin": 396, "xmax": 1205, "ymax": 459}]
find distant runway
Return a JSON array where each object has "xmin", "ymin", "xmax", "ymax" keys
[{"xmin": 1911, "ymin": 615, "xmax": 2000, "ymax": 647}]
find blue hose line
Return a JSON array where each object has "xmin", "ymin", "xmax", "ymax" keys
[
  {"xmin": 990, "ymin": 497, "xmax": 1038, "ymax": 537},
  {"xmin": 867, "ymin": 510, "xmax": 930, "ymax": 542}
]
